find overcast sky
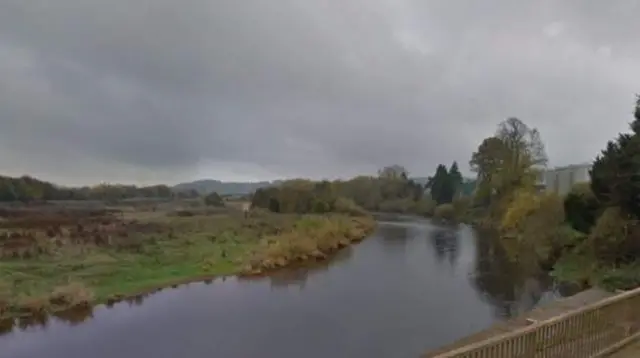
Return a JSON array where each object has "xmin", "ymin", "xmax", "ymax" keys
[{"xmin": 0, "ymin": 1, "xmax": 638, "ymax": 186}]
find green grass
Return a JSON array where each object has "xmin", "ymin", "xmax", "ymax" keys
[
  {"xmin": 0, "ymin": 210, "xmax": 375, "ymax": 319},
  {"xmin": 551, "ymin": 252, "xmax": 597, "ymax": 287},
  {"xmin": 552, "ymin": 250, "xmax": 640, "ymax": 291}
]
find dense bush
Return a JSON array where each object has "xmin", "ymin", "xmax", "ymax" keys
[
  {"xmin": 588, "ymin": 207, "xmax": 640, "ymax": 265},
  {"xmin": 500, "ymin": 190, "xmax": 567, "ymax": 266},
  {"xmin": 204, "ymin": 192, "xmax": 224, "ymax": 207},
  {"xmin": 251, "ymin": 180, "xmax": 369, "ymax": 216},
  {"xmin": 564, "ymin": 183, "xmax": 600, "ymax": 234},
  {"xmin": 333, "ymin": 173, "xmax": 424, "ymax": 211},
  {"xmin": 377, "ymin": 198, "xmax": 417, "ymax": 213},
  {"xmin": 333, "ymin": 197, "xmax": 368, "ymax": 217},
  {"xmin": 452, "ymin": 197, "xmax": 471, "ymax": 221},
  {"xmin": 251, "ymin": 171, "xmax": 439, "ymax": 217},
  {"xmin": 500, "ymin": 190, "xmax": 543, "ymax": 236},
  {"xmin": 550, "ymin": 98, "xmax": 640, "ymax": 290},
  {"xmin": 433, "ymin": 203, "xmax": 456, "ymax": 222},
  {"xmin": 413, "ymin": 198, "xmax": 437, "ymax": 217},
  {"xmin": 242, "ymin": 216, "xmax": 376, "ymax": 274}
]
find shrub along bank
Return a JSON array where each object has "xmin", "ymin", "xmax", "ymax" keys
[{"xmin": 464, "ymin": 98, "xmax": 640, "ymax": 291}]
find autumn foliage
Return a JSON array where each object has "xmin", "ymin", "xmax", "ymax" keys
[
  {"xmin": 251, "ymin": 168, "xmax": 428, "ymax": 216},
  {"xmin": 472, "ymin": 97, "xmax": 640, "ymax": 290}
]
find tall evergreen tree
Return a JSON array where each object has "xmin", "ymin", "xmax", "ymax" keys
[
  {"xmin": 448, "ymin": 161, "xmax": 463, "ymax": 198},
  {"xmin": 427, "ymin": 164, "xmax": 449, "ymax": 204},
  {"xmin": 427, "ymin": 163, "xmax": 463, "ymax": 205},
  {"xmin": 590, "ymin": 96, "xmax": 640, "ymax": 217},
  {"xmin": 632, "ymin": 94, "xmax": 640, "ymax": 133}
]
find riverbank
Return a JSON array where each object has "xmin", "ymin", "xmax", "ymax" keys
[
  {"xmin": 239, "ymin": 214, "xmax": 375, "ymax": 275},
  {"xmin": 0, "ymin": 206, "xmax": 375, "ymax": 320}
]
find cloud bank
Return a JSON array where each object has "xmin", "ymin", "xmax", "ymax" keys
[{"xmin": 0, "ymin": 0, "xmax": 638, "ymax": 185}]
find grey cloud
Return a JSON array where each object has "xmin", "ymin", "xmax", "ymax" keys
[{"xmin": 0, "ymin": 0, "xmax": 638, "ymax": 184}]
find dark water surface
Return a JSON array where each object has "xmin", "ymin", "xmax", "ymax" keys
[{"xmin": 0, "ymin": 215, "xmax": 569, "ymax": 358}]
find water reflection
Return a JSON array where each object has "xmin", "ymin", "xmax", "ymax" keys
[
  {"xmin": 377, "ymin": 223, "xmax": 409, "ymax": 255},
  {"xmin": 428, "ymin": 227, "xmax": 460, "ymax": 266},
  {"xmin": 124, "ymin": 294, "xmax": 146, "ymax": 307},
  {"xmin": 0, "ymin": 318, "xmax": 14, "ymax": 335},
  {"xmin": 53, "ymin": 305, "xmax": 94, "ymax": 325},
  {"xmin": 17, "ymin": 314, "xmax": 50, "ymax": 330},
  {"xmin": 0, "ymin": 304, "xmax": 97, "ymax": 335},
  {"xmin": 470, "ymin": 230, "xmax": 549, "ymax": 319},
  {"xmin": 268, "ymin": 247, "xmax": 354, "ymax": 290},
  {"xmin": 377, "ymin": 223, "xmax": 409, "ymax": 240}
]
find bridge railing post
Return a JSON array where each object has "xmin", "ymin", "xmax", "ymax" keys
[{"xmin": 523, "ymin": 331, "xmax": 537, "ymax": 358}]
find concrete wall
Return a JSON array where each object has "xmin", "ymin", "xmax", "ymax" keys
[
  {"xmin": 543, "ymin": 163, "xmax": 591, "ymax": 196},
  {"xmin": 472, "ymin": 163, "xmax": 591, "ymax": 197}
]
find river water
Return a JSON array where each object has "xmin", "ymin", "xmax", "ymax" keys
[{"xmin": 0, "ymin": 215, "xmax": 570, "ymax": 358}]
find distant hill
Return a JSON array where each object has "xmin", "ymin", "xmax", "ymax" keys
[{"xmin": 172, "ymin": 179, "xmax": 282, "ymax": 195}]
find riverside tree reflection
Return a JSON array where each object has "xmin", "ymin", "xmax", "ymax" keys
[
  {"xmin": 268, "ymin": 246, "xmax": 354, "ymax": 290},
  {"xmin": 428, "ymin": 227, "xmax": 460, "ymax": 266},
  {"xmin": 470, "ymin": 230, "xmax": 549, "ymax": 318}
]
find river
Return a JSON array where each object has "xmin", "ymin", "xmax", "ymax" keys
[{"xmin": 0, "ymin": 214, "xmax": 571, "ymax": 358}]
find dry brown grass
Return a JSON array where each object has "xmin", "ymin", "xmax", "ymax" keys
[
  {"xmin": 7, "ymin": 282, "xmax": 95, "ymax": 317},
  {"xmin": 0, "ymin": 205, "xmax": 173, "ymax": 259},
  {"xmin": 242, "ymin": 216, "xmax": 375, "ymax": 275},
  {"xmin": 49, "ymin": 282, "xmax": 94, "ymax": 307},
  {"xmin": 16, "ymin": 295, "xmax": 50, "ymax": 314}
]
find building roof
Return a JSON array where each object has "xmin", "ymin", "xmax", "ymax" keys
[{"xmin": 546, "ymin": 162, "xmax": 592, "ymax": 171}]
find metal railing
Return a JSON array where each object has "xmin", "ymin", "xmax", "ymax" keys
[{"xmin": 433, "ymin": 287, "xmax": 640, "ymax": 358}]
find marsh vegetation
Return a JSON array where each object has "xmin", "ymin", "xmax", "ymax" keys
[{"xmin": 0, "ymin": 201, "xmax": 373, "ymax": 320}]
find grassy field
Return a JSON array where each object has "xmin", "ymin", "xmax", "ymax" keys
[{"xmin": 0, "ymin": 204, "xmax": 375, "ymax": 320}]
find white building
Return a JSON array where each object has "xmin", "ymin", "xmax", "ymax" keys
[{"xmin": 540, "ymin": 163, "xmax": 592, "ymax": 196}]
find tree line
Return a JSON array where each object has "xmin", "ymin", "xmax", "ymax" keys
[
  {"xmin": 250, "ymin": 173, "xmax": 418, "ymax": 216},
  {"xmin": 0, "ymin": 175, "xmax": 189, "ymax": 202},
  {"xmin": 464, "ymin": 96, "xmax": 640, "ymax": 290},
  {"xmin": 249, "ymin": 95, "xmax": 640, "ymax": 289},
  {"xmin": 250, "ymin": 162, "xmax": 475, "ymax": 221}
]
